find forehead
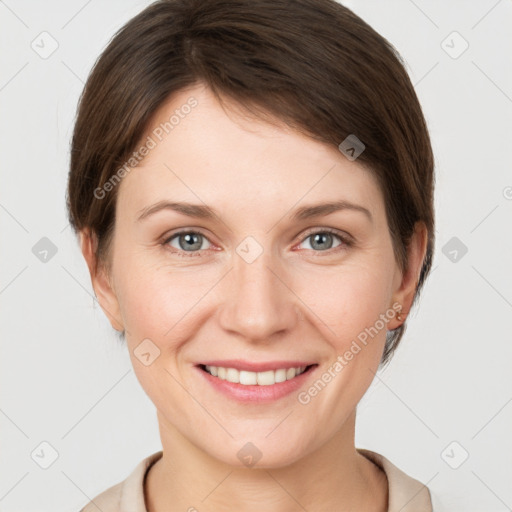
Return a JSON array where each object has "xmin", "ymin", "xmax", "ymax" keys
[{"xmin": 116, "ymin": 84, "xmax": 382, "ymax": 219}]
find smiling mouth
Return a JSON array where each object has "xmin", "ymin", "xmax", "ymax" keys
[{"xmin": 199, "ymin": 364, "xmax": 317, "ymax": 386}]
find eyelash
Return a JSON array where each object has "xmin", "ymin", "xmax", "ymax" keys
[{"xmin": 161, "ymin": 228, "xmax": 353, "ymax": 258}]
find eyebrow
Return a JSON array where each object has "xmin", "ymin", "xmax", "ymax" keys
[{"xmin": 136, "ymin": 199, "xmax": 372, "ymax": 223}]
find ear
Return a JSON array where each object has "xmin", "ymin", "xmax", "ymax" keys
[
  {"xmin": 389, "ymin": 221, "xmax": 428, "ymax": 329},
  {"xmin": 79, "ymin": 228, "xmax": 124, "ymax": 332}
]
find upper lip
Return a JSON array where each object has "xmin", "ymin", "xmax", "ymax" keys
[{"xmin": 198, "ymin": 360, "xmax": 316, "ymax": 372}]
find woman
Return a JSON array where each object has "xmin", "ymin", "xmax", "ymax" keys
[{"xmin": 67, "ymin": 0, "xmax": 436, "ymax": 510}]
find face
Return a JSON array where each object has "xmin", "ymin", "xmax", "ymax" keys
[{"xmin": 86, "ymin": 83, "xmax": 419, "ymax": 468}]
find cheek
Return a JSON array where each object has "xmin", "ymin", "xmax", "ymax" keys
[
  {"xmin": 115, "ymin": 266, "xmax": 205, "ymax": 404},
  {"xmin": 296, "ymin": 258, "xmax": 394, "ymax": 345},
  {"xmin": 114, "ymin": 251, "xmax": 220, "ymax": 353},
  {"xmin": 294, "ymin": 263, "xmax": 394, "ymax": 413},
  {"xmin": 118, "ymin": 271, "xmax": 196, "ymax": 336}
]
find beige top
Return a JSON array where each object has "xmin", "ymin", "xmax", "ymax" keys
[{"xmin": 79, "ymin": 449, "xmax": 433, "ymax": 512}]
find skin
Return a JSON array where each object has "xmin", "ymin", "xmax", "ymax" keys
[{"xmin": 80, "ymin": 82, "xmax": 427, "ymax": 512}]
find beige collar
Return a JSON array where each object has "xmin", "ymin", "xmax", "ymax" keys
[{"xmin": 84, "ymin": 448, "xmax": 432, "ymax": 512}]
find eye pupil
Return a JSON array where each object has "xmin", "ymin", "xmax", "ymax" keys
[
  {"xmin": 311, "ymin": 232, "xmax": 333, "ymax": 251},
  {"xmin": 180, "ymin": 233, "xmax": 202, "ymax": 251}
]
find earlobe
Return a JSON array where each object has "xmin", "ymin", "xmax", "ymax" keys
[{"xmin": 79, "ymin": 229, "xmax": 124, "ymax": 332}]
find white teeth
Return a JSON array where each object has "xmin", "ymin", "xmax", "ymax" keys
[
  {"xmin": 257, "ymin": 370, "xmax": 275, "ymax": 386},
  {"xmin": 286, "ymin": 368, "xmax": 297, "ymax": 380},
  {"xmin": 204, "ymin": 365, "xmax": 308, "ymax": 385},
  {"xmin": 239, "ymin": 370, "xmax": 257, "ymax": 385},
  {"xmin": 226, "ymin": 367, "xmax": 239, "ymax": 383},
  {"xmin": 274, "ymin": 369, "xmax": 287, "ymax": 383}
]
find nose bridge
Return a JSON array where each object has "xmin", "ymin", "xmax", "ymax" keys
[{"xmin": 218, "ymin": 237, "xmax": 299, "ymax": 341}]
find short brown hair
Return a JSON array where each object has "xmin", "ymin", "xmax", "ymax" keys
[{"xmin": 66, "ymin": 0, "xmax": 435, "ymax": 366}]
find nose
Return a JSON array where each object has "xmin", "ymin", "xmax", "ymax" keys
[{"xmin": 217, "ymin": 244, "xmax": 301, "ymax": 343}]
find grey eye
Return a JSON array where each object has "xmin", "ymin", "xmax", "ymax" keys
[
  {"xmin": 301, "ymin": 232, "xmax": 343, "ymax": 251},
  {"xmin": 167, "ymin": 232, "xmax": 211, "ymax": 252}
]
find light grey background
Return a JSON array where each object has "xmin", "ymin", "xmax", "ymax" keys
[{"xmin": 1, "ymin": 1, "xmax": 511, "ymax": 511}]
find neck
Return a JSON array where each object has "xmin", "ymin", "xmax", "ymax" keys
[{"xmin": 145, "ymin": 409, "xmax": 388, "ymax": 512}]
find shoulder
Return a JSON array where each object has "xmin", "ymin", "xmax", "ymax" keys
[
  {"xmin": 357, "ymin": 448, "xmax": 433, "ymax": 512},
  {"xmin": 79, "ymin": 481, "xmax": 123, "ymax": 512},
  {"xmin": 78, "ymin": 451, "xmax": 164, "ymax": 512}
]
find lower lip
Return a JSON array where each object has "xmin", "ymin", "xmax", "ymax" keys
[{"xmin": 196, "ymin": 365, "xmax": 318, "ymax": 403}]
